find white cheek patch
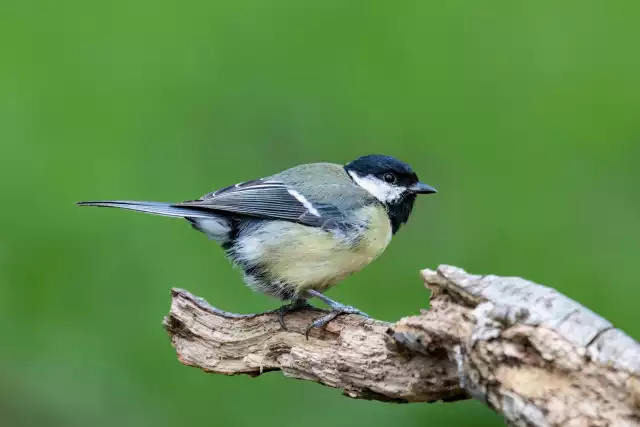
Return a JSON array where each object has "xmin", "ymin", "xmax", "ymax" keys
[{"xmin": 348, "ymin": 171, "xmax": 406, "ymax": 203}]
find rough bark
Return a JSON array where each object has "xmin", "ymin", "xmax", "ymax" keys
[{"xmin": 164, "ymin": 265, "xmax": 640, "ymax": 426}]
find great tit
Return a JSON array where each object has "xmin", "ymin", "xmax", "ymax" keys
[{"xmin": 78, "ymin": 154, "xmax": 436, "ymax": 334}]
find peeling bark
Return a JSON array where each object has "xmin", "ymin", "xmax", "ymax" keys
[{"xmin": 164, "ymin": 265, "xmax": 640, "ymax": 426}]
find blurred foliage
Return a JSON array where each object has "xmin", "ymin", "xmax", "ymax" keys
[{"xmin": 1, "ymin": 0, "xmax": 639, "ymax": 426}]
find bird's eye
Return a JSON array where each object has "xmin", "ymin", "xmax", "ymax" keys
[{"xmin": 383, "ymin": 173, "xmax": 396, "ymax": 184}]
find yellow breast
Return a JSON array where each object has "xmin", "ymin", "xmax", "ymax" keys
[{"xmin": 234, "ymin": 205, "xmax": 392, "ymax": 295}]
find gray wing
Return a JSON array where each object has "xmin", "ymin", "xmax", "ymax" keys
[{"xmin": 178, "ymin": 178, "xmax": 345, "ymax": 228}]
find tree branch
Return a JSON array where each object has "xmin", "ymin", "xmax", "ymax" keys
[{"xmin": 164, "ymin": 265, "xmax": 640, "ymax": 426}]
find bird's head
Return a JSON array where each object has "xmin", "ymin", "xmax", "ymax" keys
[{"xmin": 345, "ymin": 154, "xmax": 436, "ymax": 232}]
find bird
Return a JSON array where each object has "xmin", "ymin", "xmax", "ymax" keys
[{"xmin": 77, "ymin": 154, "xmax": 437, "ymax": 336}]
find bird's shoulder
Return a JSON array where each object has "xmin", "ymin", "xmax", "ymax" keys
[{"xmin": 272, "ymin": 162, "xmax": 376, "ymax": 208}]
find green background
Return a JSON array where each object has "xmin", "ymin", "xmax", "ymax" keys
[{"xmin": 2, "ymin": 1, "xmax": 639, "ymax": 426}]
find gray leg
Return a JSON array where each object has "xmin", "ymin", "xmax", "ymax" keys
[{"xmin": 304, "ymin": 290, "xmax": 369, "ymax": 338}]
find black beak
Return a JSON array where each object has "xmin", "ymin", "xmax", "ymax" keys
[{"xmin": 409, "ymin": 182, "xmax": 437, "ymax": 194}]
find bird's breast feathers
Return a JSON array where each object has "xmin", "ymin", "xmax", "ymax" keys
[{"xmin": 232, "ymin": 205, "xmax": 392, "ymax": 293}]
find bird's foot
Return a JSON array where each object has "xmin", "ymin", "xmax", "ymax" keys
[
  {"xmin": 305, "ymin": 289, "xmax": 368, "ymax": 314},
  {"xmin": 276, "ymin": 299, "xmax": 316, "ymax": 330},
  {"xmin": 305, "ymin": 303, "xmax": 369, "ymax": 339}
]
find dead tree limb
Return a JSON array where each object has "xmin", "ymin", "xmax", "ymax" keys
[{"xmin": 164, "ymin": 265, "xmax": 640, "ymax": 426}]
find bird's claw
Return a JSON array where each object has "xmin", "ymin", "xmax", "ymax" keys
[
  {"xmin": 335, "ymin": 305, "xmax": 369, "ymax": 318},
  {"xmin": 305, "ymin": 305, "xmax": 369, "ymax": 339},
  {"xmin": 277, "ymin": 300, "xmax": 315, "ymax": 330}
]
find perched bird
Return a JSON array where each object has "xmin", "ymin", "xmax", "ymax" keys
[{"xmin": 78, "ymin": 154, "xmax": 436, "ymax": 335}]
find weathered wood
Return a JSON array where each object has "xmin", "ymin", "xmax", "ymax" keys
[
  {"xmin": 396, "ymin": 266, "xmax": 640, "ymax": 426},
  {"xmin": 163, "ymin": 288, "xmax": 466, "ymax": 402},
  {"xmin": 164, "ymin": 265, "xmax": 640, "ymax": 426}
]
